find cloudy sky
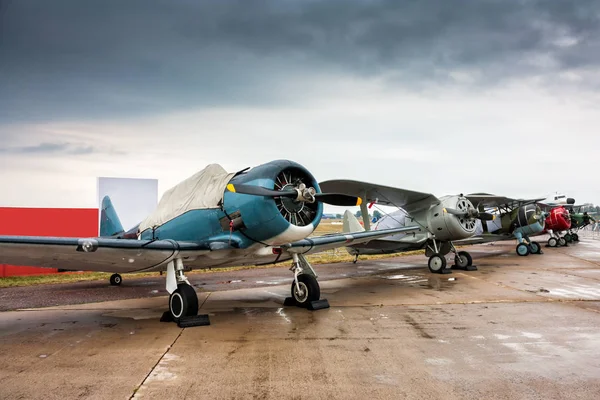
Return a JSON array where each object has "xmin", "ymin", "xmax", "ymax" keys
[{"xmin": 1, "ymin": 0, "xmax": 599, "ymax": 218}]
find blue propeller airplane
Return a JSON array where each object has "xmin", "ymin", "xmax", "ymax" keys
[{"xmin": 0, "ymin": 160, "xmax": 420, "ymax": 323}]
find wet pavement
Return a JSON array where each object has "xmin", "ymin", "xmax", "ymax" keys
[{"xmin": 1, "ymin": 238, "xmax": 599, "ymax": 399}]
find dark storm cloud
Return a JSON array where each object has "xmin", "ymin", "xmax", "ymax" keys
[{"xmin": 1, "ymin": 0, "xmax": 599, "ymax": 123}]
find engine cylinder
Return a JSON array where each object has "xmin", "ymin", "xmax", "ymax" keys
[{"xmin": 427, "ymin": 195, "xmax": 477, "ymax": 241}]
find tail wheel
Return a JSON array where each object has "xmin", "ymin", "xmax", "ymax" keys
[
  {"xmin": 573, "ymin": 233, "xmax": 579, "ymax": 242},
  {"xmin": 169, "ymin": 284, "xmax": 199, "ymax": 321},
  {"xmin": 547, "ymin": 237, "xmax": 557, "ymax": 247},
  {"xmin": 109, "ymin": 273, "xmax": 122, "ymax": 286},
  {"xmin": 291, "ymin": 274, "xmax": 320, "ymax": 306},
  {"xmin": 558, "ymin": 237, "xmax": 567, "ymax": 247},
  {"xmin": 529, "ymin": 241, "xmax": 542, "ymax": 254},
  {"xmin": 564, "ymin": 233, "xmax": 573, "ymax": 243},
  {"xmin": 454, "ymin": 251, "xmax": 472, "ymax": 268},
  {"xmin": 516, "ymin": 243, "xmax": 530, "ymax": 256},
  {"xmin": 428, "ymin": 254, "xmax": 447, "ymax": 273}
]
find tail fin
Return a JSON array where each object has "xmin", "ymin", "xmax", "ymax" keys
[
  {"xmin": 343, "ymin": 210, "xmax": 365, "ymax": 233},
  {"xmin": 100, "ymin": 196, "xmax": 124, "ymax": 237}
]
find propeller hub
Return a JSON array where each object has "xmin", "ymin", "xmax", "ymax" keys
[{"xmin": 296, "ymin": 186, "xmax": 316, "ymax": 203}]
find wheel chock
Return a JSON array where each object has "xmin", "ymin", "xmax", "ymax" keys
[
  {"xmin": 452, "ymin": 265, "xmax": 478, "ymax": 271},
  {"xmin": 283, "ymin": 297, "xmax": 297, "ymax": 307},
  {"xmin": 177, "ymin": 314, "xmax": 211, "ymax": 328},
  {"xmin": 283, "ymin": 297, "xmax": 330, "ymax": 310},
  {"xmin": 160, "ymin": 311, "xmax": 211, "ymax": 327},
  {"xmin": 307, "ymin": 299, "xmax": 330, "ymax": 311},
  {"xmin": 160, "ymin": 311, "xmax": 174, "ymax": 322}
]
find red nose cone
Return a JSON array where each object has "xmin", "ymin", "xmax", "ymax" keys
[{"xmin": 545, "ymin": 206, "xmax": 571, "ymax": 231}]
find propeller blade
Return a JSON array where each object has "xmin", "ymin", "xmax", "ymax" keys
[
  {"xmin": 478, "ymin": 212, "xmax": 496, "ymax": 221},
  {"xmin": 443, "ymin": 207, "xmax": 466, "ymax": 216},
  {"xmin": 227, "ymin": 184, "xmax": 362, "ymax": 206},
  {"xmin": 226, "ymin": 184, "xmax": 296, "ymax": 198},
  {"xmin": 445, "ymin": 208, "xmax": 496, "ymax": 220},
  {"xmin": 314, "ymin": 193, "xmax": 363, "ymax": 206}
]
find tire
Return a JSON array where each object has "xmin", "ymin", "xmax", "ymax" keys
[
  {"xmin": 428, "ymin": 254, "xmax": 447, "ymax": 273},
  {"xmin": 573, "ymin": 233, "xmax": 579, "ymax": 242},
  {"xmin": 291, "ymin": 274, "xmax": 320, "ymax": 306},
  {"xmin": 169, "ymin": 284, "xmax": 199, "ymax": 321},
  {"xmin": 516, "ymin": 243, "xmax": 530, "ymax": 256},
  {"xmin": 558, "ymin": 237, "xmax": 567, "ymax": 247},
  {"xmin": 454, "ymin": 251, "xmax": 472, "ymax": 268},
  {"xmin": 564, "ymin": 233, "xmax": 573, "ymax": 243},
  {"xmin": 109, "ymin": 273, "xmax": 122, "ymax": 286},
  {"xmin": 529, "ymin": 241, "xmax": 541, "ymax": 254},
  {"xmin": 547, "ymin": 237, "xmax": 557, "ymax": 247}
]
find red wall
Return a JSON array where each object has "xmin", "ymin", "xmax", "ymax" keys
[{"xmin": 0, "ymin": 207, "xmax": 99, "ymax": 277}]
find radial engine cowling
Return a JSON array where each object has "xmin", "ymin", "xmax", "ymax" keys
[
  {"xmin": 222, "ymin": 160, "xmax": 324, "ymax": 245},
  {"xmin": 427, "ymin": 195, "xmax": 478, "ymax": 241},
  {"xmin": 545, "ymin": 206, "xmax": 571, "ymax": 232}
]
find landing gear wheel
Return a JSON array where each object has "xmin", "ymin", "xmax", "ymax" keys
[
  {"xmin": 428, "ymin": 254, "xmax": 447, "ymax": 273},
  {"xmin": 516, "ymin": 243, "xmax": 530, "ymax": 256},
  {"xmin": 558, "ymin": 237, "xmax": 567, "ymax": 247},
  {"xmin": 529, "ymin": 241, "xmax": 542, "ymax": 254},
  {"xmin": 291, "ymin": 274, "xmax": 320, "ymax": 307},
  {"xmin": 564, "ymin": 233, "xmax": 573, "ymax": 243},
  {"xmin": 573, "ymin": 233, "xmax": 579, "ymax": 242},
  {"xmin": 547, "ymin": 237, "xmax": 557, "ymax": 247},
  {"xmin": 169, "ymin": 284, "xmax": 199, "ymax": 321},
  {"xmin": 109, "ymin": 273, "xmax": 122, "ymax": 286},
  {"xmin": 454, "ymin": 251, "xmax": 472, "ymax": 268}
]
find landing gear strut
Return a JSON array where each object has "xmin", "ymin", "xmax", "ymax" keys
[
  {"xmin": 451, "ymin": 244, "xmax": 476, "ymax": 271},
  {"xmin": 426, "ymin": 239, "xmax": 451, "ymax": 274},
  {"xmin": 284, "ymin": 253, "xmax": 329, "ymax": 310},
  {"xmin": 109, "ymin": 273, "xmax": 122, "ymax": 286},
  {"xmin": 161, "ymin": 258, "xmax": 209, "ymax": 327}
]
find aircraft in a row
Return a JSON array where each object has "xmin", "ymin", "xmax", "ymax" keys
[
  {"xmin": 0, "ymin": 160, "xmax": 421, "ymax": 323},
  {"xmin": 320, "ymin": 180, "xmax": 550, "ymax": 273}
]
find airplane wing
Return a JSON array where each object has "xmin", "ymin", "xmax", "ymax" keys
[
  {"xmin": 0, "ymin": 226, "xmax": 422, "ymax": 273},
  {"xmin": 453, "ymin": 233, "xmax": 514, "ymax": 245},
  {"xmin": 282, "ymin": 225, "xmax": 422, "ymax": 254},
  {"xmin": 466, "ymin": 193, "xmax": 546, "ymax": 210},
  {"xmin": 319, "ymin": 180, "xmax": 439, "ymax": 214},
  {"xmin": 0, "ymin": 236, "xmax": 212, "ymax": 273}
]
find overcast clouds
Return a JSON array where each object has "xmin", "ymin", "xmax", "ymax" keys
[{"xmin": 1, "ymin": 0, "xmax": 599, "ymax": 216}]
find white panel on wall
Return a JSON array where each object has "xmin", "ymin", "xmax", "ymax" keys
[{"xmin": 97, "ymin": 177, "xmax": 158, "ymax": 232}]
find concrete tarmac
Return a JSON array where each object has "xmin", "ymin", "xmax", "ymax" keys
[{"xmin": 1, "ymin": 238, "xmax": 600, "ymax": 399}]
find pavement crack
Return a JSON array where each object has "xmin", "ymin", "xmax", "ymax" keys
[
  {"xmin": 129, "ymin": 327, "xmax": 185, "ymax": 399},
  {"xmin": 199, "ymin": 292, "xmax": 211, "ymax": 309}
]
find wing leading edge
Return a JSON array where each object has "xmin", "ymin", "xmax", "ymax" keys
[
  {"xmin": 466, "ymin": 193, "xmax": 546, "ymax": 209},
  {"xmin": 282, "ymin": 225, "xmax": 422, "ymax": 254},
  {"xmin": 319, "ymin": 180, "xmax": 439, "ymax": 214},
  {"xmin": 0, "ymin": 236, "xmax": 211, "ymax": 274},
  {"xmin": 0, "ymin": 224, "xmax": 422, "ymax": 274}
]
